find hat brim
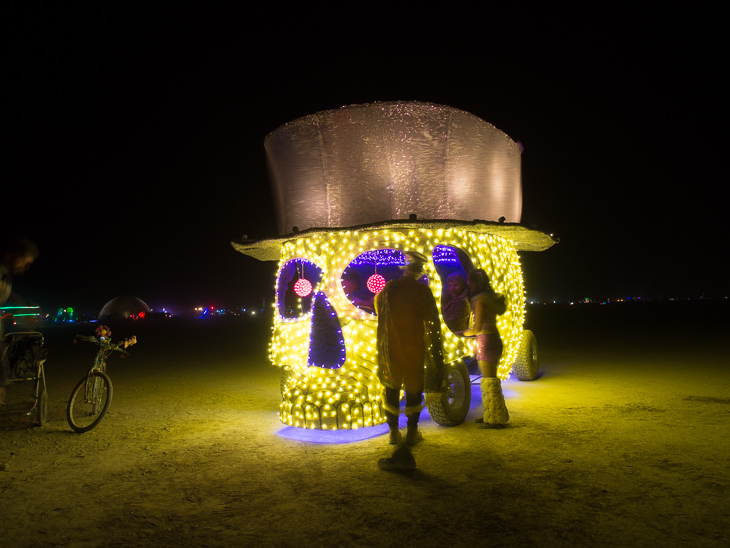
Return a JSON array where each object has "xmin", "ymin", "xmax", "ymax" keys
[{"xmin": 232, "ymin": 218, "xmax": 558, "ymax": 262}]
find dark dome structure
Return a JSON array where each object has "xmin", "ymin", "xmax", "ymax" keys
[{"xmin": 99, "ymin": 296, "xmax": 151, "ymax": 320}]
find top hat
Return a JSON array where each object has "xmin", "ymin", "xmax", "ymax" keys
[{"xmin": 264, "ymin": 101, "xmax": 522, "ymax": 236}]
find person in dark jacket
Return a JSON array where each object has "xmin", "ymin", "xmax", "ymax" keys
[{"xmin": 375, "ymin": 251, "xmax": 444, "ymax": 445}]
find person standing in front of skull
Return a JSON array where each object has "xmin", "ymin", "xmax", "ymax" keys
[
  {"xmin": 375, "ymin": 251, "xmax": 444, "ymax": 445},
  {"xmin": 463, "ymin": 268, "xmax": 510, "ymax": 428}
]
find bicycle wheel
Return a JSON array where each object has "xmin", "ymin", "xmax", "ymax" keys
[
  {"xmin": 67, "ymin": 371, "xmax": 113, "ymax": 433},
  {"xmin": 426, "ymin": 360, "xmax": 472, "ymax": 426}
]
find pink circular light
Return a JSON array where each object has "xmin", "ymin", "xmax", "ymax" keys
[
  {"xmin": 367, "ymin": 274, "xmax": 386, "ymax": 294},
  {"xmin": 293, "ymin": 278, "xmax": 312, "ymax": 297}
]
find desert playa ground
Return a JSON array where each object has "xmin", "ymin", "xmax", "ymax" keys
[{"xmin": 1, "ymin": 301, "xmax": 728, "ymax": 547}]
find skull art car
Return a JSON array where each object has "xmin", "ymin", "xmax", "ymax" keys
[{"xmin": 233, "ymin": 102, "xmax": 557, "ymax": 430}]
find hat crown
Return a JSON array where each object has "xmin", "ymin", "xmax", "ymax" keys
[{"xmin": 265, "ymin": 101, "xmax": 522, "ymax": 235}]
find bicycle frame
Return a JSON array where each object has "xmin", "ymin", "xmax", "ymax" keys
[
  {"xmin": 85, "ymin": 345, "xmax": 114, "ymax": 405},
  {"xmin": 68, "ymin": 333, "xmax": 136, "ymax": 432}
]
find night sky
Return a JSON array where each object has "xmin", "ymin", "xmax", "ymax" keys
[{"xmin": 5, "ymin": 4, "xmax": 726, "ymax": 316}]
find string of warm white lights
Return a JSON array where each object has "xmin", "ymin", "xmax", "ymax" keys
[{"xmin": 270, "ymin": 228, "xmax": 525, "ymax": 430}]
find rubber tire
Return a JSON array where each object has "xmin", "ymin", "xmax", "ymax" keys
[
  {"xmin": 512, "ymin": 330, "xmax": 539, "ymax": 381},
  {"xmin": 427, "ymin": 360, "xmax": 472, "ymax": 426},
  {"xmin": 34, "ymin": 385, "xmax": 48, "ymax": 427},
  {"xmin": 67, "ymin": 371, "xmax": 113, "ymax": 433}
]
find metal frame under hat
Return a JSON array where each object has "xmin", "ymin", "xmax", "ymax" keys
[{"xmin": 400, "ymin": 251, "xmax": 428, "ymax": 273}]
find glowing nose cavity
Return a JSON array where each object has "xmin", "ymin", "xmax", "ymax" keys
[{"xmin": 307, "ymin": 292, "xmax": 346, "ymax": 370}]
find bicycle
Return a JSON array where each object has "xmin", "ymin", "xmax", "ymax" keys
[
  {"xmin": 1, "ymin": 331, "xmax": 48, "ymax": 427},
  {"xmin": 66, "ymin": 326, "xmax": 136, "ymax": 433}
]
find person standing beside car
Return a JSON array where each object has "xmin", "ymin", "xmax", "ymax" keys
[
  {"xmin": 463, "ymin": 268, "xmax": 509, "ymax": 428},
  {"xmin": 0, "ymin": 237, "xmax": 39, "ymax": 404}
]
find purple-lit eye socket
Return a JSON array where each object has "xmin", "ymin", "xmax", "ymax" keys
[
  {"xmin": 342, "ymin": 249, "xmax": 406, "ymax": 310},
  {"xmin": 277, "ymin": 258, "xmax": 322, "ymax": 319}
]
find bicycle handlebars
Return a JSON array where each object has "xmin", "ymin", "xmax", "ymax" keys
[{"xmin": 74, "ymin": 334, "xmax": 137, "ymax": 354}]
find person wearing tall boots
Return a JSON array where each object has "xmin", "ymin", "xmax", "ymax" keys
[{"xmin": 463, "ymin": 268, "xmax": 509, "ymax": 428}]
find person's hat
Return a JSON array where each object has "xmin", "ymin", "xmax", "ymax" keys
[
  {"xmin": 447, "ymin": 271, "xmax": 466, "ymax": 283},
  {"xmin": 399, "ymin": 251, "xmax": 428, "ymax": 273}
]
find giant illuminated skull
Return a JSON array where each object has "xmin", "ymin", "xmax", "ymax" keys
[
  {"xmin": 233, "ymin": 102, "xmax": 557, "ymax": 430},
  {"xmin": 234, "ymin": 221, "xmax": 555, "ymax": 430}
]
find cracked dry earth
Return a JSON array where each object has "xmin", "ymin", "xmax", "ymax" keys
[{"xmin": 1, "ymin": 302, "xmax": 728, "ymax": 547}]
